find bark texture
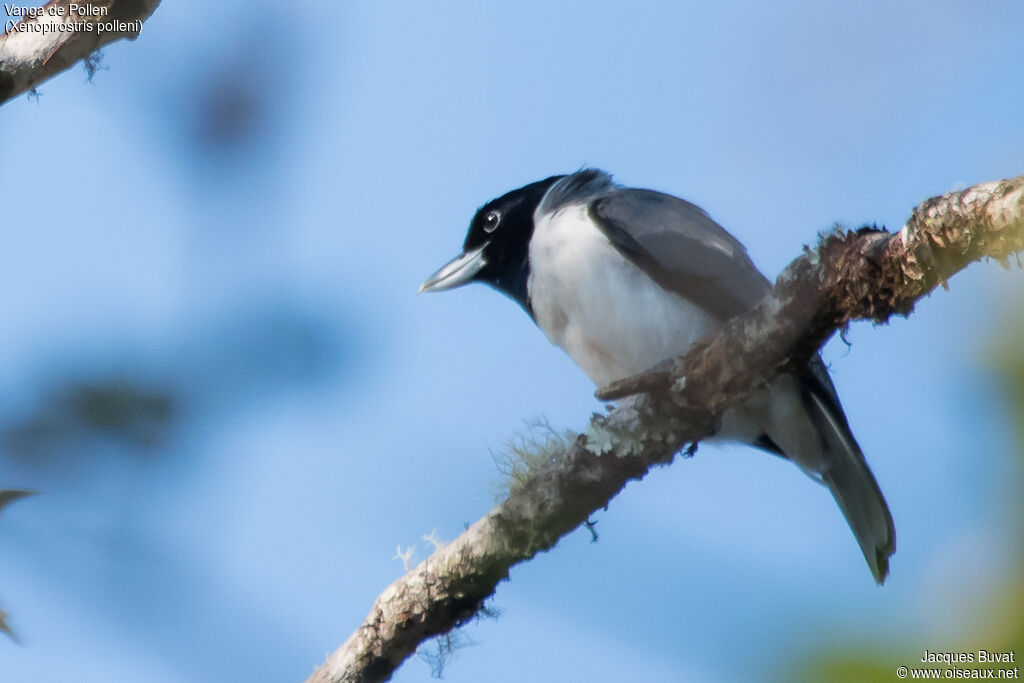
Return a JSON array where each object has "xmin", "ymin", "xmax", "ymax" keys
[
  {"xmin": 0, "ymin": 0, "xmax": 160, "ymax": 106},
  {"xmin": 308, "ymin": 176, "xmax": 1024, "ymax": 683}
]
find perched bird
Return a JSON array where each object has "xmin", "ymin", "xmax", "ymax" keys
[{"xmin": 420, "ymin": 169, "xmax": 895, "ymax": 583}]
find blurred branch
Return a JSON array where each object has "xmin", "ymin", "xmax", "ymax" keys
[
  {"xmin": 307, "ymin": 176, "xmax": 1024, "ymax": 683},
  {"xmin": 0, "ymin": 489, "xmax": 36, "ymax": 516},
  {"xmin": 0, "ymin": 0, "xmax": 161, "ymax": 106},
  {"xmin": 0, "ymin": 489, "xmax": 35, "ymax": 640}
]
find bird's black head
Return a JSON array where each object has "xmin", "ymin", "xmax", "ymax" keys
[{"xmin": 420, "ymin": 174, "xmax": 564, "ymax": 315}]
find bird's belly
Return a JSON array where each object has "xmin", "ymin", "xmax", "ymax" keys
[{"xmin": 528, "ymin": 206, "xmax": 720, "ymax": 387}]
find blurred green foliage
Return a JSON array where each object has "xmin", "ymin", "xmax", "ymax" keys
[
  {"xmin": 0, "ymin": 304, "xmax": 348, "ymax": 648},
  {"xmin": 2, "ymin": 380, "xmax": 177, "ymax": 462}
]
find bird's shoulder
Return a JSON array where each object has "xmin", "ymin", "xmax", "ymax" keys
[{"xmin": 587, "ymin": 187, "xmax": 771, "ymax": 319}]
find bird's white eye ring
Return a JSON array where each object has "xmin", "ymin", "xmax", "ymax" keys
[{"xmin": 483, "ymin": 210, "xmax": 501, "ymax": 233}]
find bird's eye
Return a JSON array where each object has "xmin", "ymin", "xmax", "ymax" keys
[{"xmin": 483, "ymin": 210, "xmax": 501, "ymax": 233}]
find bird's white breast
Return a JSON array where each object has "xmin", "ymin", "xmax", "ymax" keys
[{"xmin": 527, "ymin": 204, "xmax": 720, "ymax": 387}]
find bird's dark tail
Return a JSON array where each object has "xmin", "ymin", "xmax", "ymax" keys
[{"xmin": 804, "ymin": 385, "xmax": 896, "ymax": 584}]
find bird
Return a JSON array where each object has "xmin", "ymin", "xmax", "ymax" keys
[{"xmin": 420, "ymin": 168, "xmax": 895, "ymax": 583}]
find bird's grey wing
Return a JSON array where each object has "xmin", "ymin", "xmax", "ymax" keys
[{"xmin": 589, "ymin": 189, "xmax": 770, "ymax": 320}]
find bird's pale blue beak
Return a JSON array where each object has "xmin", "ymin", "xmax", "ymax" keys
[{"xmin": 419, "ymin": 245, "xmax": 488, "ymax": 293}]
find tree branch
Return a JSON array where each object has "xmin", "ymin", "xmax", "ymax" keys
[
  {"xmin": 0, "ymin": 0, "xmax": 161, "ymax": 106},
  {"xmin": 307, "ymin": 176, "xmax": 1024, "ymax": 683},
  {"xmin": 599, "ymin": 175, "xmax": 1024, "ymax": 403}
]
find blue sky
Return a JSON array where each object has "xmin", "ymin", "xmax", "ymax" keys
[{"xmin": 1, "ymin": 1, "xmax": 1022, "ymax": 681}]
